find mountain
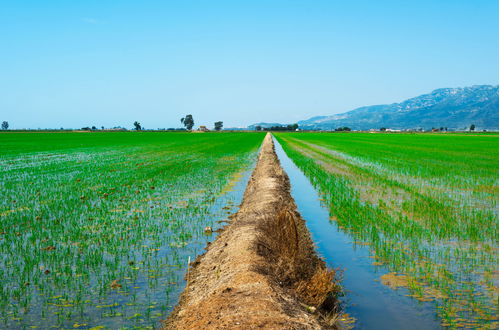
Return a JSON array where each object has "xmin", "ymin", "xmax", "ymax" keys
[{"xmin": 291, "ymin": 85, "xmax": 499, "ymax": 130}]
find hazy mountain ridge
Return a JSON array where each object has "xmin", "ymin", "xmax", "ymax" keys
[{"xmin": 252, "ymin": 85, "xmax": 499, "ymax": 130}]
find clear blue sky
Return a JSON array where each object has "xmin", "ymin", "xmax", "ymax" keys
[{"xmin": 1, "ymin": 0, "xmax": 498, "ymax": 129}]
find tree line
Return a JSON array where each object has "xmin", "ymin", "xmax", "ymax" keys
[
  {"xmin": 130, "ymin": 115, "xmax": 223, "ymax": 131},
  {"xmin": 1, "ymin": 119, "xmax": 482, "ymax": 132},
  {"xmin": 255, "ymin": 124, "xmax": 299, "ymax": 131}
]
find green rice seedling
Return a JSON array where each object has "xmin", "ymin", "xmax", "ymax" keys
[
  {"xmin": 0, "ymin": 131, "xmax": 264, "ymax": 328},
  {"xmin": 275, "ymin": 132, "xmax": 498, "ymax": 328}
]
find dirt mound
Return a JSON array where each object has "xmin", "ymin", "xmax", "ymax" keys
[{"xmin": 163, "ymin": 133, "xmax": 339, "ymax": 329}]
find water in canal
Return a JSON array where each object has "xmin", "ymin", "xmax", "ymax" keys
[{"xmin": 273, "ymin": 137, "xmax": 440, "ymax": 330}]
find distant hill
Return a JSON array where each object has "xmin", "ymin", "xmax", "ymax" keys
[{"xmin": 249, "ymin": 85, "xmax": 499, "ymax": 131}]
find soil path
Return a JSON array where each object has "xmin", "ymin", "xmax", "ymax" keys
[{"xmin": 163, "ymin": 133, "xmax": 337, "ymax": 329}]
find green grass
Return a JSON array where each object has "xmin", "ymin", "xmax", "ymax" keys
[
  {"xmin": 0, "ymin": 131, "xmax": 264, "ymax": 328},
  {"xmin": 275, "ymin": 132, "xmax": 498, "ymax": 328}
]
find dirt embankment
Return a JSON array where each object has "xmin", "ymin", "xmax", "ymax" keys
[{"xmin": 163, "ymin": 133, "xmax": 339, "ymax": 329}]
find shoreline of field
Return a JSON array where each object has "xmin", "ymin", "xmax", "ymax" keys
[{"xmin": 163, "ymin": 133, "xmax": 338, "ymax": 329}]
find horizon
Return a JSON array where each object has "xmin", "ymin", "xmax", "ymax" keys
[
  {"xmin": 2, "ymin": 1, "xmax": 499, "ymax": 129},
  {"xmin": 2, "ymin": 83, "xmax": 498, "ymax": 130}
]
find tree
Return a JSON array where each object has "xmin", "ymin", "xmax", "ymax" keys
[
  {"xmin": 181, "ymin": 115, "xmax": 194, "ymax": 130},
  {"xmin": 214, "ymin": 121, "xmax": 223, "ymax": 131},
  {"xmin": 470, "ymin": 124, "xmax": 475, "ymax": 131},
  {"xmin": 133, "ymin": 121, "xmax": 142, "ymax": 130},
  {"xmin": 91, "ymin": 126, "xmax": 97, "ymax": 130},
  {"xmin": 255, "ymin": 125, "xmax": 262, "ymax": 131},
  {"xmin": 267, "ymin": 125, "xmax": 300, "ymax": 131},
  {"xmin": 380, "ymin": 127, "xmax": 387, "ymax": 131},
  {"xmin": 1, "ymin": 121, "xmax": 8, "ymax": 130}
]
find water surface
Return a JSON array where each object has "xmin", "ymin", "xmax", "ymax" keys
[{"xmin": 274, "ymin": 137, "xmax": 440, "ymax": 330}]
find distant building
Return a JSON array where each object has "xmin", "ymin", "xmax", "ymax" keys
[{"xmin": 198, "ymin": 125, "xmax": 209, "ymax": 132}]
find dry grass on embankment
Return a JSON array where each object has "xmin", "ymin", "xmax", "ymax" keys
[{"xmin": 163, "ymin": 133, "xmax": 341, "ymax": 329}]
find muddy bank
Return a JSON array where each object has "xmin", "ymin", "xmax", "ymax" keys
[{"xmin": 163, "ymin": 133, "xmax": 338, "ymax": 329}]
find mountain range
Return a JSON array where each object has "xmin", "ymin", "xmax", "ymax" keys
[{"xmin": 249, "ymin": 85, "xmax": 499, "ymax": 130}]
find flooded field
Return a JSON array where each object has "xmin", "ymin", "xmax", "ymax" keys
[
  {"xmin": 274, "ymin": 137, "xmax": 439, "ymax": 329},
  {"xmin": 0, "ymin": 132, "xmax": 263, "ymax": 329},
  {"xmin": 275, "ymin": 132, "xmax": 498, "ymax": 329},
  {"xmin": 1, "ymin": 130, "xmax": 496, "ymax": 329}
]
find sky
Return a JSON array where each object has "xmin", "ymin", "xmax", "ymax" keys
[{"xmin": 1, "ymin": 0, "xmax": 498, "ymax": 129}]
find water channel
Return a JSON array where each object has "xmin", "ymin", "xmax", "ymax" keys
[{"xmin": 273, "ymin": 137, "xmax": 440, "ymax": 329}]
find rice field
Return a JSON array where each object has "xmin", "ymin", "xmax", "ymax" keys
[
  {"xmin": 0, "ymin": 131, "xmax": 264, "ymax": 329},
  {"xmin": 274, "ymin": 132, "xmax": 498, "ymax": 328}
]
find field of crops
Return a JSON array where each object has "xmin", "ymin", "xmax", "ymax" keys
[
  {"xmin": 274, "ymin": 132, "xmax": 498, "ymax": 328},
  {"xmin": 0, "ymin": 131, "xmax": 264, "ymax": 328}
]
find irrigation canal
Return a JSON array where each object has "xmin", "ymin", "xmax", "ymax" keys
[{"xmin": 273, "ymin": 137, "xmax": 441, "ymax": 330}]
